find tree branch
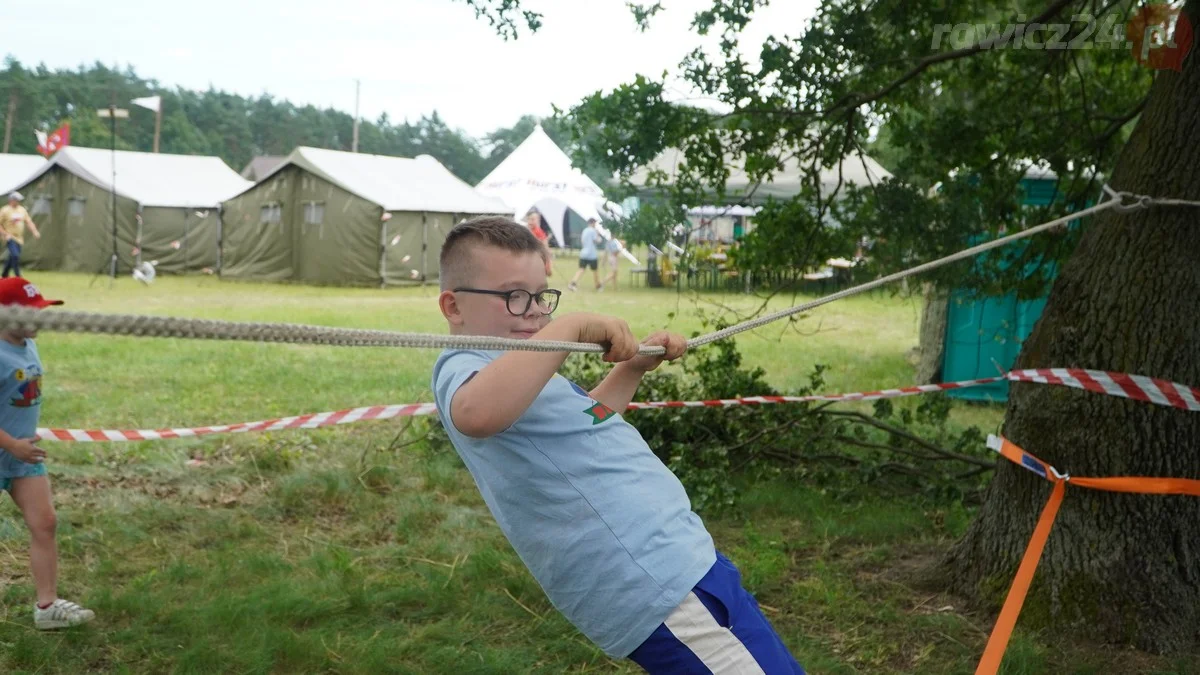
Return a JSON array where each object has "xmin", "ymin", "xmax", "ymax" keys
[
  {"xmin": 825, "ymin": 410, "xmax": 996, "ymax": 469},
  {"xmin": 723, "ymin": 415, "xmax": 811, "ymax": 456},
  {"xmin": 832, "ymin": 435, "xmax": 994, "ymax": 471},
  {"xmin": 455, "ymin": 0, "xmax": 543, "ymax": 40},
  {"xmin": 1091, "ymin": 96, "xmax": 1149, "ymax": 147},
  {"xmin": 825, "ymin": 0, "xmax": 1081, "ymax": 116},
  {"xmin": 765, "ymin": 449, "xmax": 860, "ymax": 465},
  {"xmin": 955, "ymin": 466, "xmax": 993, "ymax": 480}
]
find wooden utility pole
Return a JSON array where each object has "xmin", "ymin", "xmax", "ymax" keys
[
  {"xmin": 131, "ymin": 95, "xmax": 163, "ymax": 152},
  {"xmin": 2, "ymin": 90, "xmax": 16, "ymax": 153},
  {"xmin": 352, "ymin": 79, "xmax": 360, "ymax": 153},
  {"xmin": 153, "ymin": 103, "xmax": 162, "ymax": 153}
]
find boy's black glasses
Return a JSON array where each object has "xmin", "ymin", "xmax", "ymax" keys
[{"xmin": 454, "ymin": 288, "xmax": 561, "ymax": 316}]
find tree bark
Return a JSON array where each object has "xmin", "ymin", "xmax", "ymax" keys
[
  {"xmin": 945, "ymin": 7, "xmax": 1200, "ymax": 653},
  {"xmin": 915, "ymin": 282, "xmax": 948, "ymax": 385}
]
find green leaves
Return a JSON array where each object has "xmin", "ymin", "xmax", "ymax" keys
[
  {"xmin": 454, "ymin": 0, "xmax": 543, "ymax": 40},
  {"xmin": 0, "ymin": 59, "xmax": 572, "ymax": 186},
  {"xmin": 628, "ymin": 2, "xmax": 665, "ymax": 32},
  {"xmin": 536, "ymin": 0, "xmax": 1151, "ymax": 296}
]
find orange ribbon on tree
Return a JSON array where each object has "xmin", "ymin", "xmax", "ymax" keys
[{"xmin": 977, "ymin": 435, "xmax": 1200, "ymax": 675}]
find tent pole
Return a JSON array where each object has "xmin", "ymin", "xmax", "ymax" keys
[
  {"xmin": 109, "ymin": 106, "xmax": 118, "ymax": 281},
  {"xmin": 183, "ymin": 209, "xmax": 190, "ymax": 271},
  {"xmin": 421, "ymin": 211, "xmax": 428, "ymax": 286},
  {"xmin": 216, "ymin": 205, "xmax": 224, "ymax": 276},
  {"xmin": 135, "ymin": 207, "xmax": 143, "ymax": 268},
  {"xmin": 379, "ymin": 208, "xmax": 387, "ymax": 289}
]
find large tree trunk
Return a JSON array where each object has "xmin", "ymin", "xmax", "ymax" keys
[
  {"xmin": 915, "ymin": 283, "xmax": 948, "ymax": 385},
  {"xmin": 944, "ymin": 10, "xmax": 1200, "ymax": 653}
]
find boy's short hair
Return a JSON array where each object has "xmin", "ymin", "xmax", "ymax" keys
[{"xmin": 440, "ymin": 216, "xmax": 547, "ymax": 290}]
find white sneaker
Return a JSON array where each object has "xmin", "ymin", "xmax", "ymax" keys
[{"xmin": 34, "ymin": 598, "xmax": 95, "ymax": 630}]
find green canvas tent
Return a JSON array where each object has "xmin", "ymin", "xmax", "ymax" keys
[
  {"xmin": 11, "ymin": 147, "xmax": 251, "ymax": 275},
  {"xmin": 220, "ymin": 147, "xmax": 510, "ymax": 286},
  {"xmin": 240, "ymin": 156, "xmax": 285, "ymax": 182}
]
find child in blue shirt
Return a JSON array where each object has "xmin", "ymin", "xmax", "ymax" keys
[
  {"xmin": 568, "ymin": 218, "xmax": 603, "ymax": 292},
  {"xmin": 432, "ymin": 217, "xmax": 803, "ymax": 673},
  {"xmin": 0, "ymin": 277, "xmax": 95, "ymax": 630}
]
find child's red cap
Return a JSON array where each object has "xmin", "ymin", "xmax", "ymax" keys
[{"xmin": 0, "ymin": 277, "xmax": 63, "ymax": 309}]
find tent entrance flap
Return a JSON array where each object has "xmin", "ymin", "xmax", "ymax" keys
[{"xmin": 381, "ymin": 212, "xmax": 422, "ymax": 285}]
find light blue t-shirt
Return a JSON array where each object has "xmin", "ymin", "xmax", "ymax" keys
[
  {"xmin": 432, "ymin": 349, "xmax": 716, "ymax": 657},
  {"xmin": 606, "ymin": 238, "xmax": 621, "ymax": 254},
  {"xmin": 0, "ymin": 338, "xmax": 43, "ymax": 439},
  {"xmin": 580, "ymin": 227, "xmax": 600, "ymax": 260}
]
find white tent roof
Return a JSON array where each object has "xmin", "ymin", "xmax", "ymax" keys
[
  {"xmin": 255, "ymin": 146, "xmax": 509, "ymax": 214},
  {"xmin": 16, "ymin": 146, "xmax": 251, "ymax": 208},
  {"xmin": 475, "ymin": 125, "xmax": 610, "ymax": 245},
  {"xmin": 0, "ymin": 154, "xmax": 47, "ymax": 194},
  {"xmin": 629, "ymin": 147, "xmax": 893, "ymax": 202},
  {"xmin": 686, "ymin": 205, "xmax": 760, "ymax": 217}
]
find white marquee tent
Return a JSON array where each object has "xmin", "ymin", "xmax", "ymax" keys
[
  {"xmin": 628, "ymin": 147, "xmax": 893, "ymax": 203},
  {"xmin": 475, "ymin": 125, "xmax": 615, "ymax": 248}
]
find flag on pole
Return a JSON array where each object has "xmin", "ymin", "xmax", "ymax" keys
[
  {"xmin": 131, "ymin": 95, "xmax": 161, "ymax": 112},
  {"xmin": 132, "ymin": 95, "xmax": 164, "ymax": 153},
  {"xmin": 34, "ymin": 123, "xmax": 70, "ymax": 157}
]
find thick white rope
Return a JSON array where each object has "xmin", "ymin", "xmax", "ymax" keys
[
  {"xmin": 691, "ymin": 193, "xmax": 1121, "ymax": 348},
  {"xmin": 1102, "ymin": 184, "xmax": 1200, "ymax": 212},
  {"xmin": 0, "ymin": 310, "xmax": 613, "ymax": 353},
  {"xmin": 0, "ymin": 186, "xmax": 1192, "ymax": 356}
]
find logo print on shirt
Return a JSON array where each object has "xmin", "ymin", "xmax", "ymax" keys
[
  {"xmin": 583, "ymin": 401, "xmax": 617, "ymax": 425},
  {"xmin": 12, "ymin": 376, "xmax": 41, "ymax": 408},
  {"xmin": 567, "ymin": 379, "xmax": 617, "ymax": 426}
]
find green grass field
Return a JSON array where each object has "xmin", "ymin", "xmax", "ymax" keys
[{"xmin": 0, "ymin": 273, "xmax": 1193, "ymax": 674}]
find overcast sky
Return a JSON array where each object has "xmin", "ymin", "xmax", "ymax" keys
[{"xmin": 4, "ymin": 0, "xmax": 818, "ymax": 138}]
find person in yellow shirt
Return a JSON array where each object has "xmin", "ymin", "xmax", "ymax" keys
[{"xmin": 0, "ymin": 192, "xmax": 42, "ymax": 278}]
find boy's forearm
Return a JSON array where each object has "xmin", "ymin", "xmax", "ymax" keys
[
  {"xmin": 589, "ymin": 362, "xmax": 647, "ymax": 414},
  {"xmin": 450, "ymin": 320, "xmax": 578, "ymax": 438},
  {"xmin": 0, "ymin": 428, "xmax": 18, "ymax": 452}
]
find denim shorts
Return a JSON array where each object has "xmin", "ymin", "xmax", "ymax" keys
[{"xmin": 0, "ymin": 448, "xmax": 46, "ymax": 491}]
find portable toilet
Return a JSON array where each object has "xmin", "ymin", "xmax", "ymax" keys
[{"xmin": 941, "ymin": 170, "xmax": 1084, "ymax": 402}]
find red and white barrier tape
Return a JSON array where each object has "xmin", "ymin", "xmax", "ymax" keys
[
  {"xmin": 36, "ymin": 368, "xmax": 1199, "ymax": 442},
  {"xmin": 38, "ymin": 404, "xmax": 438, "ymax": 442},
  {"xmin": 625, "ymin": 368, "xmax": 1200, "ymax": 411},
  {"xmin": 1006, "ymin": 368, "xmax": 1200, "ymax": 411}
]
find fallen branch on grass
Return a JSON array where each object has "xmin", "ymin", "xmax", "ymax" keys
[{"xmin": 825, "ymin": 410, "xmax": 995, "ymax": 469}]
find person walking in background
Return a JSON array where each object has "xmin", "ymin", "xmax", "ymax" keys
[
  {"xmin": 568, "ymin": 218, "xmax": 601, "ymax": 292},
  {"xmin": 601, "ymin": 236, "xmax": 624, "ymax": 291},
  {"xmin": 0, "ymin": 193, "xmax": 42, "ymax": 279}
]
